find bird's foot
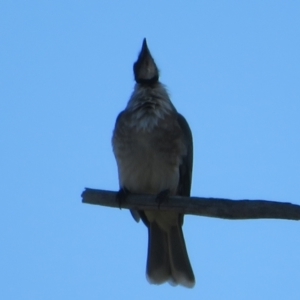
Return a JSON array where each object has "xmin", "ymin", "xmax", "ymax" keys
[
  {"xmin": 155, "ymin": 189, "xmax": 170, "ymax": 208},
  {"xmin": 116, "ymin": 187, "xmax": 130, "ymax": 209}
]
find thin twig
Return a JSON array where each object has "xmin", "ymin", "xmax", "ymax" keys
[{"xmin": 81, "ymin": 188, "xmax": 300, "ymax": 221}]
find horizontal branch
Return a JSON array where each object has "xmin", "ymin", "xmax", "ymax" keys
[{"xmin": 81, "ymin": 188, "xmax": 300, "ymax": 221}]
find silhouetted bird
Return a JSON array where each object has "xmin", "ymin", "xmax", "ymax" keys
[{"xmin": 112, "ymin": 39, "xmax": 195, "ymax": 288}]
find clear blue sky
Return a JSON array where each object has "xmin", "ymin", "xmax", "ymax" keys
[{"xmin": 1, "ymin": 1, "xmax": 300, "ymax": 299}]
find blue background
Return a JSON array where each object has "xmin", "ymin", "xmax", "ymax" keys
[{"xmin": 1, "ymin": 1, "xmax": 299, "ymax": 299}]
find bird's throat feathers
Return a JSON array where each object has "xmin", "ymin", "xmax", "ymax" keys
[{"xmin": 126, "ymin": 83, "xmax": 175, "ymax": 131}]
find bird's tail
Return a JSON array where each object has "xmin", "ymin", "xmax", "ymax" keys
[{"xmin": 146, "ymin": 221, "xmax": 195, "ymax": 288}]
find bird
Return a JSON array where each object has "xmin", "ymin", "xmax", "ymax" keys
[{"xmin": 112, "ymin": 38, "xmax": 195, "ymax": 288}]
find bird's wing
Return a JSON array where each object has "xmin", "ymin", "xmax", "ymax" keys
[{"xmin": 177, "ymin": 113, "xmax": 193, "ymax": 198}]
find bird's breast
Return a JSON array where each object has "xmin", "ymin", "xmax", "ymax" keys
[{"xmin": 113, "ymin": 113, "xmax": 186, "ymax": 195}]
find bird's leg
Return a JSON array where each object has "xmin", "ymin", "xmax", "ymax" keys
[
  {"xmin": 116, "ymin": 187, "xmax": 130, "ymax": 209},
  {"xmin": 155, "ymin": 189, "xmax": 170, "ymax": 208}
]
